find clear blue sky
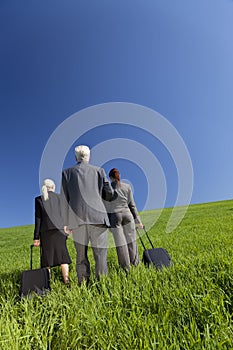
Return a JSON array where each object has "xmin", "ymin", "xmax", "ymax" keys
[{"xmin": 1, "ymin": 0, "xmax": 233, "ymax": 228}]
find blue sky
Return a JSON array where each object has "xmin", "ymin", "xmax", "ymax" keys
[{"xmin": 1, "ymin": 0, "xmax": 233, "ymax": 228}]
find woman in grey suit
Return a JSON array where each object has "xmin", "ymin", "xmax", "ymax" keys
[{"xmin": 108, "ymin": 168, "xmax": 143, "ymax": 271}]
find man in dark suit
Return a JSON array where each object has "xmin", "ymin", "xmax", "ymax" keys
[{"xmin": 61, "ymin": 145, "xmax": 114, "ymax": 286}]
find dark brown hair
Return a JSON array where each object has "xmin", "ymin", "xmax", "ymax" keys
[{"xmin": 109, "ymin": 168, "xmax": 121, "ymax": 184}]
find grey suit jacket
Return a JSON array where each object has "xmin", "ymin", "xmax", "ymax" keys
[
  {"xmin": 61, "ymin": 161, "xmax": 114, "ymax": 228},
  {"xmin": 107, "ymin": 182, "xmax": 141, "ymax": 224}
]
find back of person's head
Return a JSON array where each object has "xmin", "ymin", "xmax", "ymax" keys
[
  {"xmin": 109, "ymin": 168, "xmax": 121, "ymax": 184},
  {"xmin": 75, "ymin": 145, "xmax": 90, "ymax": 162},
  {"xmin": 41, "ymin": 179, "xmax": 55, "ymax": 201}
]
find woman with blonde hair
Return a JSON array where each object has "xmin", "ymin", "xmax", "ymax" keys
[{"xmin": 33, "ymin": 179, "xmax": 71, "ymax": 284}]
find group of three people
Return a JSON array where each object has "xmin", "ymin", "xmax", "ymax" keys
[{"xmin": 33, "ymin": 145, "xmax": 143, "ymax": 286}]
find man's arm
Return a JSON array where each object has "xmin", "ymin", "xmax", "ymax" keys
[
  {"xmin": 60, "ymin": 171, "xmax": 70, "ymax": 228},
  {"xmin": 101, "ymin": 169, "xmax": 114, "ymax": 201}
]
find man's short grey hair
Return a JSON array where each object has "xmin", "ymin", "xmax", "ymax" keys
[{"xmin": 75, "ymin": 145, "xmax": 90, "ymax": 162}]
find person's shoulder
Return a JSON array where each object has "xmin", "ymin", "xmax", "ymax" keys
[
  {"xmin": 120, "ymin": 182, "xmax": 132, "ymax": 194},
  {"xmin": 121, "ymin": 182, "xmax": 131, "ymax": 189},
  {"xmin": 62, "ymin": 164, "xmax": 82, "ymax": 178},
  {"xmin": 49, "ymin": 192, "xmax": 61, "ymax": 204},
  {"xmin": 35, "ymin": 195, "xmax": 42, "ymax": 204},
  {"xmin": 49, "ymin": 191, "xmax": 59, "ymax": 199},
  {"xmin": 88, "ymin": 163, "xmax": 105, "ymax": 173},
  {"xmin": 62, "ymin": 164, "xmax": 76, "ymax": 173}
]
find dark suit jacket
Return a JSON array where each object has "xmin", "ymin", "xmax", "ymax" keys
[
  {"xmin": 34, "ymin": 192, "xmax": 64, "ymax": 239},
  {"xmin": 61, "ymin": 161, "xmax": 114, "ymax": 228}
]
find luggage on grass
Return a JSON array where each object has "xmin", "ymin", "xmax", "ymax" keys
[
  {"xmin": 137, "ymin": 226, "xmax": 172, "ymax": 269},
  {"xmin": 19, "ymin": 244, "xmax": 50, "ymax": 297}
]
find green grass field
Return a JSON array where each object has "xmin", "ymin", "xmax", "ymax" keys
[{"xmin": 0, "ymin": 200, "xmax": 232, "ymax": 350}]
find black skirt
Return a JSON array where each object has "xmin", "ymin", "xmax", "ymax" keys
[{"xmin": 40, "ymin": 229, "xmax": 72, "ymax": 268}]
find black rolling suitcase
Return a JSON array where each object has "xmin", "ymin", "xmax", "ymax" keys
[
  {"xmin": 137, "ymin": 227, "xmax": 171, "ymax": 269},
  {"xmin": 19, "ymin": 245, "xmax": 50, "ymax": 297}
]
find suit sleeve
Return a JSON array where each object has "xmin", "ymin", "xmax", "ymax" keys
[
  {"xmin": 33, "ymin": 198, "xmax": 42, "ymax": 240},
  {"xmin": 60, "ymin": 171, "xmax": 70, "ymax": 225},
  {"xmin": 127, "ymin": 186, "xmax": 142, "ymax": 224},
  {"xmin": 101, "ymin": 169, "xmax": 114, "ymax": 201}
]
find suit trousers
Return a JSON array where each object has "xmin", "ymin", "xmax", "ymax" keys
[
  {"xmin": 72, "ymin": 224, "xmax": 108, "ymax": 285},
  {"xmin": 109, "ymin": 210, "xmax": 139, "ymax": 270}
]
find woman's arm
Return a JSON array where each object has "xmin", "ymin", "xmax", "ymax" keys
[
  {"xmin": 33, "ymin": 198, "xmax": 42, "ymax": 241},
  {"xmin": 127, "ymin": 186, "xmax": 143, "ymax": 227}
]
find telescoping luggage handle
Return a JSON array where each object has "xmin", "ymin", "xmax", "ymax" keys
[
  {"xmin": 136, "ymin": 226, "xmax": 154, "ymax": 250},
  {"xmin": 30, "ymin": 244, "xmax": 41, "ymax": 270}
]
